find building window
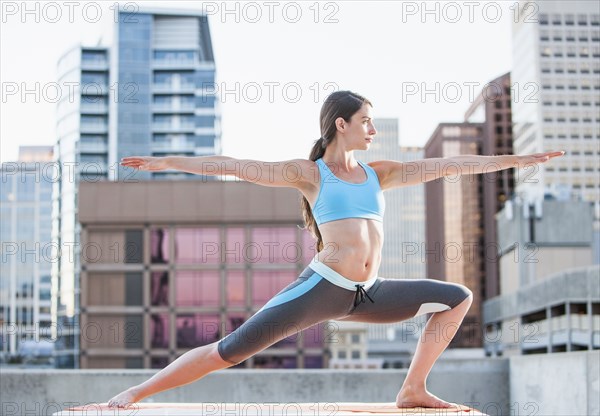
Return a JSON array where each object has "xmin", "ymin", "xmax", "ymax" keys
[
  {"xmin": 87, "ymin": 230, "xmax": 143, "ymax": 264},
  {"xmin": 151, "ymin": 356, "xmax": 169, "ymax": 369},
  {"xmin": 175, "ymin": 270, "xmax": 220, "ymax": 307},
  {"xmin": 551, "ymin": 14, "xmax": 561, "ymax": 25},
  {"xmin": 151, "ymin": 228, "xmax": 169, "ymax": 264},
  {"xmin": 565, "ymin": 14, "xmax": 575, "ymax": 25},
  {"xmin": 226, "ymin": 270, "xmax": 245, "ymax": 306},
  {"xmin": 224, "ymin": 227, "xmax": 244, "ymax": 264},
  {"xmin": 83, "ymin": 314, "xmax": 143, "ymax": 349},
  {"xmin": 150, "ymin": 314, "xmax": 169, "ymax": 349},
  {"xmin": 304, "ymin": 356, "xmax": 323, "ymax": 368},
  {"xmin": 351, "ymin": 334, "xmax": 360, "ymax": 344},
  {"xmin": 174, "ymin": 227, "xmax": 220, "ymax": 264},
  {"xmin": 338, "ymin": 350, "xmax": 347, "ymax": 359},
  {"xmin": 150, "ymin": 271, "xmax": 169, "ymax": 306},
  {"xmin": 249, "ymin": 227, "xmax": 297, "ymax": 264},
  {"xmin": 176, "ymin": 314, "xmax": 220, "ymax": 348},
  {"xmin": 125, "ymin": 230, "xmax": 143, "ymax": 263},
  {"xmin": 351, "ymin": 350, "xmax": 361, "ymax": 359},
  {"xmin": 87, "ymin": 272, "xmax": 143, "ymax": 306}
]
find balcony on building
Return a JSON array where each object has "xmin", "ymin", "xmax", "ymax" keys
[
  {"xmin": 152, "ymin": 50, "xmax": 198, "ymax": 69},
  {"xmin": 80, "ymin": 101, "xmax": 108, "ymax": 115},
  {"xmin": 152, "ymin": 101, "xmax": 196, "ymax": 113},
  {"xmin": 81, "ymin": 50, "xmax": 108, "ymax": 71},
  {"xmin": 80, "ymin": 122, "xmax": 108, "ymax": 135},
  {"xmin": 81, "ymin": 82, "xmax": 109, "ymax": 96},
  {"xmin": 152, "ymin": 122, "xmax": 196, "ymax": 133},
  {"xmin": 151, "ymin": 140, "xmax": 197, "ymax": 153},
  {"xmin": 78, "ymin": 139, "xmax": 108, "ymax": 154},
  {"xmin": 152, "ymin": 82, "xmax": 196, "ymax": 94}
]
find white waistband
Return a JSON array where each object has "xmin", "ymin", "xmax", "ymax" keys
[{"xmin": 308, "ymin": 258, "xmax": 378, "ymax": 291}]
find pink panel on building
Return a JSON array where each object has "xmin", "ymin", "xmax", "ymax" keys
[
  {"xmin": 174, "ymin": 227, "xmax": 220, "ymax": 264},
  {"xmin": 226, "ymin": 270, "xmax": 245, "ymax": 306},
  {"xmin": 175, "ymin": 271, "xmax": 220, "ymax": 307},
  {"xmin": 224, "ymin": 227, "xmax": 245, "ymax": 264}
]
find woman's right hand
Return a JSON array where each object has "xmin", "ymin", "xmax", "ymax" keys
[{"xmin": 120, "ymin": 156, "xmax": 170, "ymax": 171}]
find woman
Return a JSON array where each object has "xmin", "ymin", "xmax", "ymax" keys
[{"xmin": 108, "ymin": 90, "xmax": 564, "ymax": 409}]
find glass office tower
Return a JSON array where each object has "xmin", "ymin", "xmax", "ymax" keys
[{"xmin": 1, "ymin": 147, "xmax": 54, "ymax": 364}]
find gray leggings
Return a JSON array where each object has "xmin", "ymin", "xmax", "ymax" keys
[{"xmin": 217, "ymin": 259, "xmax": 472, "ymax": 365}]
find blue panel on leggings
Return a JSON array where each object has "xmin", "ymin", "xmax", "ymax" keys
[{"xmin": 258, "ymin": 272, "xmax": 322, "ymax": 313}]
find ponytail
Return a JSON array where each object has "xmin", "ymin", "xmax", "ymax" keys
[{"xmin": 299, "ymin": 137, "xmax": 328, "ymax": 253}]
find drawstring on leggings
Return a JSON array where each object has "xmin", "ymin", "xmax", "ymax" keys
[{"xmin": 354, "ymin": 284, "xmax": 375, "ymax": 307}]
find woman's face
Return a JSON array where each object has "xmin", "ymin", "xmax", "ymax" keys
[{"xmin": 342, "ymin": 103, "xmax": 377, "ymax": 149}]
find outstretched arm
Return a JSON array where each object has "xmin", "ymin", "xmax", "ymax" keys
[
  {"xmin": 120, "ymin": 155, "xmax": 314, "ymax": 189},
  {"xmin": 374, "ymin": 151, "xmax": 565, "ymax": 191}
]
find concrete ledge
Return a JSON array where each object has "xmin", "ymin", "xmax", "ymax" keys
[
  {"xmin": 1, "ymin": 358, "xmax": 508, "ymax": 416},
  {"xmin": 510, "ymin": 350, "xmax": 599, "ymax": 416}
]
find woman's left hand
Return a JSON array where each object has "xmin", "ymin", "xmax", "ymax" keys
[{"xmin": 516, "ymin": 151, "xmax": 565, "ymax": 168}]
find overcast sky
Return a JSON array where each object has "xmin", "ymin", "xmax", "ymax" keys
[{"xmin": 1, "ymin": 0, "xmax": 517, "ymax": 163}]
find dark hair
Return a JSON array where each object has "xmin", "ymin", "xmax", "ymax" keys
[{"xmin": 299, "ymin": 90, "xmax": 373, "ymax": 253}]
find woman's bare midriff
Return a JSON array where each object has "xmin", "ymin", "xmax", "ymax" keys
[
  {"xmin": 298, "ymin": 159, "xmax": 385, "ymax": 282},
  {"xmin": 313, "ymin": 218, "xmax": 384, "ymax": 282}
]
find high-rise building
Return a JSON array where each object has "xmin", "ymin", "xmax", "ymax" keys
[
  {"xmin": 464, "ymin": 72, "xmax": 516, "ymax": 299},
  {"xmin": 1, "ymin": 146, "xmax": 54, "ymax": 364},
  {"xmin": 424, "ymin": 123, "xmax": 485, "ymax": 348},
  {"xmin": 356, "ymin": 119, "xmax": 426, "ymax": 280},
  {"xmin": 356, "ymin": 119, "xmax": 428, "ymax": 366},
  {"xmin": 511, "ymin": 0, "xmax": 599, "ymax": 203},
  {"xmin": 52, "ymin": 6, "xmax": 220, "ymax": 367}
]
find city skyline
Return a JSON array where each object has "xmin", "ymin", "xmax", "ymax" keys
[
  {"xmin": 1, "ymin": 3, "xmax": 599, "ymax": 412},
  {"xmin": 1, "ymin": 0, "xmax": 518, "ymax": 164}
]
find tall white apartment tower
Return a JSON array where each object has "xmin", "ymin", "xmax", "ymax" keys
[
  {"xmin": 355, "ymin": 120, "xmax": 428, "ymax": 364},
  {"xmin": 511, "ymin": 1, "xmax": 600, "ymax": 203}
]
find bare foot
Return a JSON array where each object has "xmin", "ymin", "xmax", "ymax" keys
[
  {"xmin": 396, "ymin": 385, "xmax": 459, "ymax": 409},
  {"xmin": 107, "ymin": 387, "xmax": 140, "ymax": 409}
]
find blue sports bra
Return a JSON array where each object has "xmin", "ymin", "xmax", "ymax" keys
[{"xmin": 312, "ymin": 158, "xmax": 385, "ymax": 226}]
